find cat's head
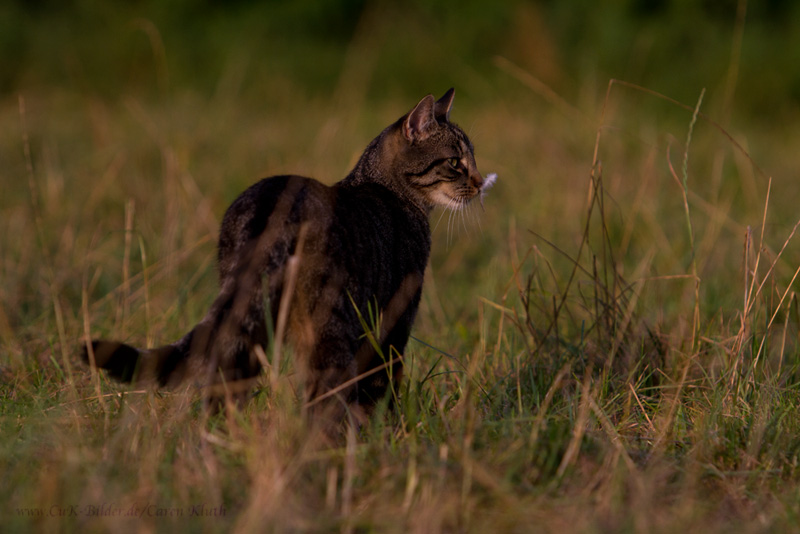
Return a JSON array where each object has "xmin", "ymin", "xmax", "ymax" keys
[{"xmin": 351, "ymin": 89, "xmax": 485, "ymax": 213}]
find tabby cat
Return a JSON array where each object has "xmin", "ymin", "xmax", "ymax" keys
[{"xmin": 84, "ymin": 88, "xmax": 488, "ymax": 424}]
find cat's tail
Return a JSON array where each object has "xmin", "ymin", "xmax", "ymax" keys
[
  {"xmin": 81, "ymin": 329, "xmax": 196, "ymax": 386},
  {"xmin": 83, "ymin": 254, "xmax": 270, "ymax": 390}
]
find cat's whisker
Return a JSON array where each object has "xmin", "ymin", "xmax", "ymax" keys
[
  {"xmin": 432, "ymin": 203, "xmax": 449, "ymax": 234},
  {"xmin": 446, "ymin": 198, "xmax": 456, "ymax": 247},
  {"xmin": 448, "ymin": 197, "xmax": 461, "ymax": 246},
  {"xmin": 465, "ymin": 200, "xmax": 481, "ymax": 237},
  {"xmin": 457, "ymin": 198, "xmax": 468, "ymax": 237},
  {"xmin": 473, "ymin": 202, "xmax": 484, "ymax": 235}
]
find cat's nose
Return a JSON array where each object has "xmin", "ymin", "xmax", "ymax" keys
[{"xmin": 471, "ymin": 172, "xmax": 484, "ymax": 189}]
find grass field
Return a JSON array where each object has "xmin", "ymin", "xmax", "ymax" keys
[{"xmin": 3, "ymin": 2, "xmax": 800, "ymax": 532}]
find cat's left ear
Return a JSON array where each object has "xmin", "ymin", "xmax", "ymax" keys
[
  {"xmin": 403, "ymin": 94, "xmax": 437, "ymax": 143},
  {"xmin": 434, "ymin": 88, "xmax": 455, "ymax": 122}
]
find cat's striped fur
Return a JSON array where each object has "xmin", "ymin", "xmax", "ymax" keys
[{"xmin": 83, "ymin": 89, "xmax": 486, "ymax": 423}]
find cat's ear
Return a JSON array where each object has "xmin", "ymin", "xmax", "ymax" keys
[
  {"xmin": 403, "ymin": 94, "xmax": 437, "ymax": 143},
  {"xmin": 434, "ymin": 88, "xmax": 455, "ymax": 122}
]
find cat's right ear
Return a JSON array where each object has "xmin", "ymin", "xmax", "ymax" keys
[
  {"xmin": 403, "ymin": 94, "xmax": 437, "ymax": 143},
  {"xmin": 434, "ymin": 88, "xmax": 455, "ymax": 122}
]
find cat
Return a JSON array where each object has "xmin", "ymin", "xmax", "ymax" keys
[{"xmin": 83, "ymin": 88, "xmax": 489, "ymax": 425}]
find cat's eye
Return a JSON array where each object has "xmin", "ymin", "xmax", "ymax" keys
[{"xmin": 447, "ymin": 157, "xmax": 460, "ymax": 169}]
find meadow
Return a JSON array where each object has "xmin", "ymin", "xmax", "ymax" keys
[{"xmin": 3, "ymin": 2, "xmax": 800, "ymax": 532}]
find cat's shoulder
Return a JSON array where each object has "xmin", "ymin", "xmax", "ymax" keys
[
  {"xmin": 226, "ymin": 175, "xmax": 335, "ymax": 216},
  {"xmin": 231, "ymin": 175, "xmax": 329, "ymax": 207},
  {"xmin": 219, "ymin": 175, "xmax": 333, "ymax": 243}
]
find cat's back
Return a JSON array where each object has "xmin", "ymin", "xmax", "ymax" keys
[
  {"xmin": 218, "ymin": 176, "xmax": 431, "ymax": 272},
  {"xmin": 217, "ymin": 175, "xmax": 335, "ymax": 278}
]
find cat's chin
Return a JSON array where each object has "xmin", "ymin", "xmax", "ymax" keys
[{"xmin": 430, "ymin": 191, "xmax": 477, "ymax": 211}]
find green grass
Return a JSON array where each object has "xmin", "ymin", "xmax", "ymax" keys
[{"xmin": 4, "ymin": 5, "xmax": 800, "ymax": 532}]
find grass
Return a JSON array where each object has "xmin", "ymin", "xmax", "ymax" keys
[{"xmin": 3, "ymin": 54, "xmax": 800, "ymax": 533}]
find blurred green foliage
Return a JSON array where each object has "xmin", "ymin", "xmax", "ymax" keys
[{"xmin": 2, "ymin": 0, "xmax": 799, "ymax": 119}]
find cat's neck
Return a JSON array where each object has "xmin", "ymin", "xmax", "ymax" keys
[
  {"xmin": 340, "ymin": 171, "xmax": 431, "ymax": 219},
  {"xmin": 340, "ymin": 134, "xmax": 432, "ymax": 217},
  {"xmin": 341, "ymin": 136, "xmax": 381, "ymax": 187}
]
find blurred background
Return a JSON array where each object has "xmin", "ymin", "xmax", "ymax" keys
[{"xmin": 2, "ymin": 0, "xmax": 799, "ymax": 117}]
